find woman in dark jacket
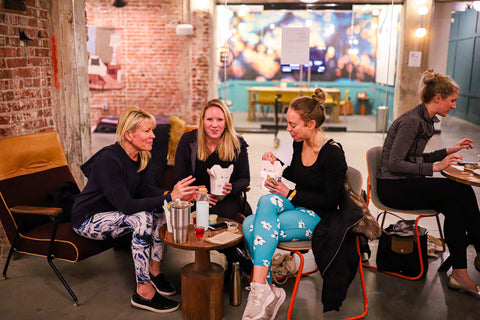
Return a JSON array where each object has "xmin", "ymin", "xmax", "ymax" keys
[
  {"xmin": 378, "ymin": 69, "xmax": 480, "ymax": 299},
  {"xmin": 174, "ymin": 99, "xmax": 252, "ymax": 274},
  {"xmin": 174, "ymin": 99, "xmax": 250, "ymax": 222}
]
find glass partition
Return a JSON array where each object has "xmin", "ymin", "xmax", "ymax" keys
[{"xmin": 216, "ymin": 3, "xmax": 401, "ymax": 132}]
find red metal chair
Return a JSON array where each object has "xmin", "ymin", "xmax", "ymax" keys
[
  {"xmin": 277, "ymin": 166, "xmax": 368, "ymax": 320},
  {"xmin": 363, "ymin": 146, "xmax": 445, "ymax": 280}
]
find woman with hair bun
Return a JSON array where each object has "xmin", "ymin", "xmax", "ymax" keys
[
  {"xmin": 242, "ymin": 88, "xmax": 348, "ymax": 320},
  {"xmin": 378, "ymin": 69, "xmax": 480, "ymax": 299}
]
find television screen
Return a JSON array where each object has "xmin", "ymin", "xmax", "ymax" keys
[{"xmin": 281, "ymin": 47, "xmax": 327, "ymax": 74}]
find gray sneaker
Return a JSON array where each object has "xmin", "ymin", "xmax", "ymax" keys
[
  {"xmin": 242, "ymin": 282, "xmax": 275, "ymax": 320},
  {"xmin": 262, "ymin": 285, "xmax": 286, "ymax": 320}
]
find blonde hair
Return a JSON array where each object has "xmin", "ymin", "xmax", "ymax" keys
[
  {"xmin": 289, "ymin": 88, "xmax": 327, "ymax": 128},
  {"xmin": 197, "ymin": 99, "xmax": 240, "ymax": 161},
  {"xmin": 116, "ymin": 106, "xmax": 156, "ymax": 172},
  {"xmin": 419, "ymin": 69, "xmax": 459, "ymax": 103}
]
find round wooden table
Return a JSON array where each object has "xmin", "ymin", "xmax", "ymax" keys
[
  {"xmin": 159, "ymin": 218, "xmax": 243, "ymax": 320},
  {"xmin": 441, "ymin": 165, "xmax": 480, "ymax": 187}
]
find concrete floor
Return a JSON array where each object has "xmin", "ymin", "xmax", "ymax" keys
[{"xmin": 1, "ymin": 114, "xmax": 480, "ymax": 319}]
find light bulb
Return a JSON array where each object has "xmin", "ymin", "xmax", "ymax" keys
[
  {"xmin": 418, "ymin": 6, "xmax": 429, "ymax": 15},
  {"xmin": 473, "ymin": 1, "xmax": 480, "ymax": 12},
  {"xmin": 415, "ymin": 27, "xmax": 427, "ymax": 38}
]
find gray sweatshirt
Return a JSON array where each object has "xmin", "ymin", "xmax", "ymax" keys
[{"xmin": 377, "ymin": 104, "xmax": 447, "ymax": 179}]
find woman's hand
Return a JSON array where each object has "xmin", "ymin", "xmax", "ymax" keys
[
  {"xmin": 222, "ymin": 182, "xmax": 232, "ymax": 196},
  {"xmin": 433, "ymin": 153, "xmax": 464, "ymax": 172},
  {"xmin": 171, "ymin": 176, "xmax": 198, "ymax": 201},
  {"xmin": 208, "ymin": 193, "xmax": 219, "ymax": 208},
  {"xmin": 264, "ymin": 179, "xmax": 289, "ymax": 198},
  {"xmin": 447, "ymin": 138, "xmax": 473, "ymax": 154},
  {"xmin": 262, "ymin": 152, "xmax": 277, "ymax": 164}
]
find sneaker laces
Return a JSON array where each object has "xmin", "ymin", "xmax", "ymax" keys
[{"xmin": 247, "ymin": 284, "xmax": 265, "ymax": 308}]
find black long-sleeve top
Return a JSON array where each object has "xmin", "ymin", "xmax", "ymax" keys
[
  {"xmin": 71, "ymin": 143, "xmax": 171, "ymax": 229},
  {"xmin": 282, "ymin": 139, "xmax": 347, "ymax": 217}
]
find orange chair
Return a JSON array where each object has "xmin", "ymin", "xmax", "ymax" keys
[
  {"xmin": 277, "ymin": 166, "xmax": 368, "ymax": 320},
  {"xmin": 363, "ymin": 146, "xmax": 445, "ymax": 280}
]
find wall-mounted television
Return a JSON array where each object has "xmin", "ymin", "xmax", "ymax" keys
[{"xmin": 281, "ymin": 47, "xmax": 327, "ymax": 74}]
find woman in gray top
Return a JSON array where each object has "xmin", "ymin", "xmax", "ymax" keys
[{"xmin": 377, "ymin": 69, "xmax": 480, "ymax": 299}]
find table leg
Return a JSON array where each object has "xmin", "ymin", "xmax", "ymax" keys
[
  {"xmin": 248, "ymin": 92, "xmax": 255, "ymax": 121},
  {"xmin": 181, "ymin": 249, "xmax": 224, "ymax": 320}
]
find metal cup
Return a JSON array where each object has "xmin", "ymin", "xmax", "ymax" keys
[{"xmin": 170, "ymin": 200, "xmax": 192, "ymax": 243}]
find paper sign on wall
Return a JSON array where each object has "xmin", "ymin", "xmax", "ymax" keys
[
  {"xmin": 281, "ymin": 27, "xmax": 310, "ymax": 65},
  {"xmin": 408, "ymin": 51, "xmax": 422, "ymax": 67}
]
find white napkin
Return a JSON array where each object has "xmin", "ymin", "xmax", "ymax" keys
[
  {"xmin": 163, "ymin": 200, "xmax": 172, "ymax": 233},
  {"xmin": 207, "ymin": 164, "xmax": 234, "ymax": 195},
  {"xmin": 260, "ymin": 160, "xmax": 287, "ymax": 191}
]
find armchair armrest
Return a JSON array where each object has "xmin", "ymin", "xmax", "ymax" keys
[{"xmin": 10, "ymin": 206, "xmax": 63, "ymax": 216}]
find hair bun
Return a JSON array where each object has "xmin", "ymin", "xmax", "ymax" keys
[
  {"xmin": 422, "ymin": 69, "xmax": 437, "ymax": 84},
  {"xmin": 312, "ymin": 88, "xmax": 326, "ymax": 104}
]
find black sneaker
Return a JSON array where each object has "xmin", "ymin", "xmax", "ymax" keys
[
  {"xmin": 150, "ymin": 273, "xmax": 176, "ymax": 296},
  {"xmin": 131, "ymin": 291, "xmax": 180, "ymax": 313}
]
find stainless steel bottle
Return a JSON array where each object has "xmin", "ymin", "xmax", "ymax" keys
[{"xmin": 229, "ymin": 262, "xmax": 241, "ymax": 306}]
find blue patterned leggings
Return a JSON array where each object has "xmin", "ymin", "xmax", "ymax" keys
[
  {"xmin": 74, "ymin": 211, "xmax": 164, "ymax": 284},
  {"xmin": 243, "ymin": 194, "xmax": 320, "ymax": 284}
]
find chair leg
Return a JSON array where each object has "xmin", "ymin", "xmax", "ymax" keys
[
  {"xmin": 286, "ymin": 250, "xmax": 304, "ymax": 320},
  {"xmin": 47, "ymin": 222, "xmax": 79, "ymax": 306},
  {"xmin": 47, "ymin": 256, "xmax": 79, "ymax": 306},
  {"xmin": 342, "ymin": 236, "xmax": 368, "ymax": 320},
  {"xmin": 2, "ymin": 243, "xmax": 16, "ymax": 280}
]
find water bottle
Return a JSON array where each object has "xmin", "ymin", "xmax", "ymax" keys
[
  {"xmin": 229, "ymin": 262, "xmax": 242, "ymax": 306},
  {"xmin": 196, "ymin": 187, "xmax": 209, "ymax": 231}
]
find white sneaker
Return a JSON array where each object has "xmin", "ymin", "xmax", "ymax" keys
[
  {"xmin": 242, "ymin": 282, "xmax": 275, "ymax": 320},
  {"xmin": 262, "ymin": 285, "xmax": 286, "ymax": 320}
]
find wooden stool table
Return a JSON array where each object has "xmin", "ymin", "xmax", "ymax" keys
[{"xmin": 159, "ymin": 219, "xmax": 243, "ymax": 320}]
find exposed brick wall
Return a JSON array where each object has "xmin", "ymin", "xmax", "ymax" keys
[
  {"xmin": 0, "ymin": 0, "xmax": 56, "ymax": 138},
  {"xmin": 0, "ymin": 0, "xmax": 57, "ymax": 263},
  {"xmin": 86, "ymin": 0, "xmax": 213, "ymax": 126}
]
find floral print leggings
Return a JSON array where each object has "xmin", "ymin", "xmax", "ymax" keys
[
  {"xmin": 243, "ymin": 194, "xmax": 320, "ymax": 284},
  {"xmin": 74, "ymin": 210, "xmax": 164, "ymax": 284}
]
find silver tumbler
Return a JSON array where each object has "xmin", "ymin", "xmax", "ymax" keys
[{"xmin": 170, "ymin": 200, "xmax": 192, "ymax": 243}]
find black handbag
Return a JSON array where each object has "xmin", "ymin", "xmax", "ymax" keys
[{"xmin": 376, "ymin": 218, "xmax": 428, "ymax": 278}]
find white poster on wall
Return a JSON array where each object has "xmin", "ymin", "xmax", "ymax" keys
[{"xmin": 281, "ymin": 27, "xmax": 310, "ymax": 65}]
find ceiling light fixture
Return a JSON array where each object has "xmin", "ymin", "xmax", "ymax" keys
[
  {"xmin": 300, "ymin": 0, "xmax": 320, "ymax": 3},
  {"xmin": 473, "ymin": 1, "xmax": 480, "ymax": 12},
  {"xmin": 415, "ymin": 27, "xmax": 427, "ymax": 38}
]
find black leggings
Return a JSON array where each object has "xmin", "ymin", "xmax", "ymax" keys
[{"xmin": 378, "ymin": 177, "xmax": 480, "ymax": 269}]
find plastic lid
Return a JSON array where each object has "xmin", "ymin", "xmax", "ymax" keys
[{"xmin": 199, "ymin": 187, "xmax": 208, "ymax": 193}]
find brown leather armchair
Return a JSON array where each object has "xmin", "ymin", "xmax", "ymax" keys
[{"xmin": 0, "ymin": 131, "xmax": 121, "ymax": 306}]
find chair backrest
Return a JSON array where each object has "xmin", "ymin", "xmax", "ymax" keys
[
  {"xmin": 256, "ymin": 91, "xmax": 277, "ymax": 104},
  {"xmin": 0, "ymin": 131, "xmax": 76, "ymax": 241},
  {"xmin": 366, "ymin": 146, "xmax": 384, "ymax": 208},
  {"xmin": 343, "ymin": 89, "xmax": 350, "ymax": 104},
  {"xmin": 279, "ymin": 91, "xmax": 300, "ymax": 105},
  {"xmin": 346, "ymin": 166, "xmax": 362, "ymax": 195}
]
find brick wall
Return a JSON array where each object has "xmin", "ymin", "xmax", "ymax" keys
[
  {"xmin": 0, "ymin": 0, "xmax": 56, "ymax": 138},
  {"xmin": 86, "ymin": 0, "xmax": 213, "ymax": 126},
  {"xmin": 0, "ymin": 0, "xmax": 57, "ymax": 263}
]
